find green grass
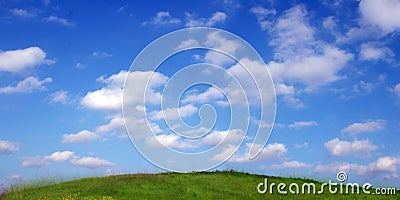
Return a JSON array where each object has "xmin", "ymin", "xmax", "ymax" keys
[{"xmin": 2, "ymin": 171, "xmax": 399, "ymax": 199}]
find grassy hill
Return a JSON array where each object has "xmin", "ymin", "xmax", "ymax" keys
[{"xmin": 2, "ymin": 171, "xmax": 399, "ymax": 200}]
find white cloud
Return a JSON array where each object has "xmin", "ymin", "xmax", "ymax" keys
[
  {"xmin": 81, "ymin": 87, "xmax": 123, "ymax": 111},
  {"xmin": 45, "ymin": 16, "xmax": 74, "ymax": 27},
  {"xmin": 388, "ymin": 83, "xmax": 400, "ymax": 99},
  {"xmin": 149, "ymin": 104, "xmax": 198, "ymax": 121},
  {"xmin": 8, "ymin": 175, "xmax": 22, "ymax": 182},
  {"xmin": 315, "ymin": 156, "xmax": 400, "ymax": 176},
  {"xmin": 95, "ymin": 117, "xmax": 125, "ymax": 134},
  {"xmin": 341, "ymin": 119, "xmax": 386, "ymax": 135},
  {"xmin": 275, "ymin": 83, "xmax": 303, "ymax": 108},
  {"xmin": 62, "ymin": 130, "xmax": 99, "ymax": 143},
  {"xmin": 322, "ymin": 16, "xmax": 337, "ymax": 30},
  {"xmin": 176, "ymin": 39, "xmax": 200, "ymax": 50},
  {"xmin": 70, "ymin": 157, "xmax": 113, "ymax": 169},
  {"xmin": 359, "ymin": 0, "xmax": 400, "ymax": 33},
  {"xmin": 44, "ymin": 151, "xmax": 74, "ymax": 162},
  {"xmin": 250, "ymin": 6, "xmax": 276, "ymax": 30},
  {"xmin": 185, "ymin": 11, "xmax": 227, "ymax": 27},
  {"xmin": 202, "ymin": 31, "xmax": 240, "ymax": 66},
  {"xmin": 117, "ymin": 5, "xmax": 127, "ymax": 13},
  {"xmin": 324, "ymin": 138, "xmax": 378, "ymax": 157},
  {"xmin": 0, "ymin": 47, "xmax": 54, "ymax": 73},
  {"xmin": 294, "ymin": 142, "xmax": 308, "ymax": 149},
  {"xmin": 146, "ymin": 134, "xmax": 196, "ymax": 149},
  {"xmin": 271, "ymin": 161, "xmax": 312, "ymax": 169},
  {"xmin": 82, "ymin": 70, "xmax": 168, "ymax": 111},
  {"xmin": 0, "ymin": 140, "xmax": 19, "ymax": 154},
  {"xmin": 202, "ymin": 129, "xmax": 244, "ymax": 146},
  {"xmin": 0, "ymin": 76, "xmax": 52, "ymax": 94},
  {"xmin": 10, "ymin": 8, "xmax": 36, "ymax": 18},
  {"xmin": 204, "ymin": 31, "xmax": 239, "ymax": 55},
  {"xmin": 75, "ymin": 63, "xmax": 85, "ymax": 69},
  {"xmin": 48, "ymin": 90, "xmax": 69, "ymax": 104},
  {"xmin": 181, "ymin": 87, "xmax": 224, "ymax": 104},
  {"xmin": 269, "ymin": 5, "xmax": 314, "ymax": 60},
  {"xmin": 229, "ymin": 142, "xmax": 287, "ymax": 163},
  {"xmin": 92, "ymin": 51, "xmax": 112, "ymax": 59},
  {"xmin": 261, "ymin": 5, "xmax": 353, "ymax": 107},
  {"xmin": 81, "ymin": 70, "xmax": 126, "ymax": 111},
  {"xmin": 21, "ymin": 156, "xmax": 47, "ymax": 167},
  {"xmin": 226, "ymin": 57, "xmax": 275, "ymax": 107},
  {"xmin": 352, "ymin": 80, "xmax": 373, "ymax": 95},
  {"xmin": 359, "ymin": 42, "xmax": 394, "ymax": 61},
  {"xmin": 268, "ymin": 46, "xmax": 353, "ymax": 87},
  {"xmin": 142, "ymin": 11, "xmax": 181, "ymax": 26},
  {"xmin": 288, "ymin": 121, "xmax": 319, "ymax": 129},
  {"xmin": 210, "ymin": 144, "xmax": 237, "ymax": 162}
]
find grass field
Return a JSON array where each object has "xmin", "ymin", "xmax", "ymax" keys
[{"xmin": 2, "ymin": 171, "xmax": 399, "ymax": 199}]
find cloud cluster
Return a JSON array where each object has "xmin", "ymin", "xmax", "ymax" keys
[
  {"xmin": 22, "ymin": 150, "xmax": 113, "ymax": 169},
  {"xmin": 251, "ymin": 5, "xmax": 354, "ymax": 108},
  {"xmin": 143, "ymin": 11, "xmax": 227, "ymax": 27}
]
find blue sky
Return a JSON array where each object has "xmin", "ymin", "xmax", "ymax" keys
[{"xmin": 1, "ymin": 0, "xmax": 400, "ymax": 189}]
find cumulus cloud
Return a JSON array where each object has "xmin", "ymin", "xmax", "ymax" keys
[
  {"xmin": 95, "ymin": 117, "xmax": 125, "ymax": 134},
  {"xmin": 44, "ymin": 151, "xmax": 74, "ymax": 162},
  {"xmin": 185, "ymin": 11, "xmax": 227, "ymax": 27},
  {"xmin": 202, "ymin": 129, "xmax": 245, "ymax": 146},
  {"xmin": 62, "ymin": 130, "xmax": 99, "ymax": 143},
  {"xmin": 341, "ymin": 119, "xmax": 386, "ymax": 135},
  {"xmin": 271, "ymin": 161, "xmax": 312, "ymax": 169},
  {"xmin": 82, "ymin": 70, "xmax": 168, "ymax": 111},
  {"xmin": 181, "ymin": 87, "xmax": 224, "ymax": 104},
  {"xmin": 324, "ymin": 138, "xmax": 378, "ymax": 157},
  {"xmin": 70, "ymin": 157, "xmax": 113, "ymax": 169},
  {"xmin": 359, "ymin": 42, "xmax": 394, "ymax": 61},
  {"xmin": 0, "ymin": 47, "xmax": 54, "ymax": 73},
  {"xmin": 0, "ymin": 76, "xmax": 52, "ymax": 94},
  {"xmin": 288, "ymin": 121, "xmax": 318, "ymax": 129},
  {"xmin": 149, "ymin": 104, "xmax": 198, "ymax": 121},
  {"xmin": 229, "ymin": 142, "xmax": 287, "ymax": 163},
  {"xmin": 142, "ymin": 11, "xmax": 181, "ymax": 26},
  {"xmin": 359, "ymin": 0, "xmax": 400, "ymax": 33},
  {"xmin": 0, "ymin": 140, "xmax": 19, "ymax": 154},
  {"xmin": 316, "ymin": 156, "xmax": 400, "ymax": 176}
]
